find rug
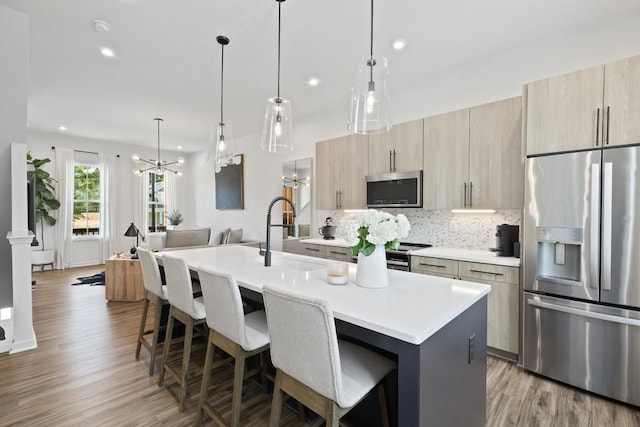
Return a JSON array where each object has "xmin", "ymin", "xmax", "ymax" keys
[{"xmin": 72, "ymin": 272, "xmax": 105, "ymax": 286}]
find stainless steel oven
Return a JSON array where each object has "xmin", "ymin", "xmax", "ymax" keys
[{"xmin": 386, "ymin": 242, "xmax": 432, "ymax": 271}]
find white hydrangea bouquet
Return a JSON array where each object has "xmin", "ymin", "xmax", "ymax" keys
[{"xmin": 338, "ymin": 210, "xmax": 411, "ymax": 256}]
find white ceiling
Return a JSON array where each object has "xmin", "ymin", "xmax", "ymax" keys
[{"xmin": 2, "ymin": 0, "xmax": 640, "ymax": 152}]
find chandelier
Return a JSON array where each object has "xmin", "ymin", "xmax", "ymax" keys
[
  {"xmin": 282, "ymin": 160, "xmax": 309, "ymax": 189},
  {"xmin": 132, "ymin": 118, "xmax": 184, "ymax": 175}
]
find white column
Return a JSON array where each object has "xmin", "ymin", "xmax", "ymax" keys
[{"xmin": 6, "ymin": 232, "xmax": 36, "ymax": 353}]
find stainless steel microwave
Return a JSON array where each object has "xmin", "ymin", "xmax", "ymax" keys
[{"xmin": 366, "ymin": 170, "xmax": 423, "ymax": 208}]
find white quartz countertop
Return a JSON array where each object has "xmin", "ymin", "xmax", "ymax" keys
[
  {"xmin": 410, "ymin": 247, "xmax": 521, "ymax": 267},
  {"xmin": 301, "ymin": 239, "xmax": 520, "ymax": 267},
  {"xmin": 301, "ymin": 238, "xmax": 350, "ymax": 247},
  {"xmin": 159, "ymin": 245, "xmax": 490, "ymax": 345}
]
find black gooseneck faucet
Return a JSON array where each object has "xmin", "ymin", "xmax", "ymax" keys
[{"xmin": 265, "ymin": 196, "xmax": 296, "ymax": 266}]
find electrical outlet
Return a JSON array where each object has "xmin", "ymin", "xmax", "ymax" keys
[{"xmin": 468, "ymin": 333, "xmax": 476, "ymax": 364}]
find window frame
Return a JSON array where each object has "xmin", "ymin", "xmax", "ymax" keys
[{"xmin": 72, "ymin": 163, "xmax": 102, "ymax": 238}]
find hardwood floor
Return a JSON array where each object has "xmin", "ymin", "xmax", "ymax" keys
[{"xmin": 1, "ymin": 266, "xmax": 639, "ymax": 426}]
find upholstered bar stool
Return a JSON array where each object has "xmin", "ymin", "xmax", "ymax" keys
[
  {"xmin": 135, "ymin": 247, "xmax": 170, "ymax": 376},
  {"xmin": 263, "ymin": 286, "xmax": 397, "ymax": 427},
  {"xmin": 196, "ymin": 268, "xmax": 271, "ymax": 427},
  {"xmin": 159, "ymin": 253, "xmax": 207, "ymax": 412}
]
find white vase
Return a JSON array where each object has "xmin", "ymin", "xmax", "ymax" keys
[{"xmin": 356, "ymin": 244, "xmax": 388, "ymax": 288}]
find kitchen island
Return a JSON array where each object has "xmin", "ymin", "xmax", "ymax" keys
[{"xmin": 159, "ymin": 245, "xmax": 490, "ymax": 426}]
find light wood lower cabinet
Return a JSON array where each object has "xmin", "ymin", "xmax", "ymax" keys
[
  {"xmin": 458, "ymin": 261, "xmax": 519, "ymax": 355},
  {"xmin": 298, "ymin": 242, "xmax": 356, "ymax": 263},
  {"xmin": 300, "ymin": 243, "xmax": 327, "ymax": 259},
  {"xmin": 411, "ymin": 255, "xmax": 520, "ymax": 356}
]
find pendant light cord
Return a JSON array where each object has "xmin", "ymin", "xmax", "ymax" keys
[
  {"xmin": 370, "ymin": 0, "xmax": 374, "ymax": 59},
  {"xmin": 156, "ymin": 118, "xmax": 161, "ymax": 164},
  {"xmin": 220, "ymin": 43, "xmax": 225, "ymax": 124},
  {"xmin": 277, "ymin": 0, "xmax": 282, "ymax": 101}
]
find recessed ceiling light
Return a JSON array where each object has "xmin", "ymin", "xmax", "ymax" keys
[
  {"xmin": 308, "ymin": 78, "xmax": 320, "ymax": 87},
  {"xmin": 58, "ymin": 125, "xmax": 67, "ymax": 131},
  {"xmin": 92, "ymin": 20, "xmax": 111, "ymax": 34},
  {"xmin": 392, "ymin": 39, "xmax": 406, "ymax": 50},
  {"xmin": 177, "ymin": 145, "xmax": 182, "ymax": 150},
  {"xmin": 100, "ymin": 47, "xmax": 116, "ymax": 58}
]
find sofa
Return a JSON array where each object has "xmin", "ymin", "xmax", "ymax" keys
[{"xmin": 147, "ymin": 227, "xmax": 262, "ymax": 251}]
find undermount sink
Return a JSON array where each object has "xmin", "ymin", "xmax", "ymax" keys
[{"xmin": 255, "ymin": 256, "xmax": 325, "ymax": 272}]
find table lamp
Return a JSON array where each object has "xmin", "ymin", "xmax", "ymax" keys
[{"xmin": 124, "ymin": 222, "xmax": 145, "ymax": 258}]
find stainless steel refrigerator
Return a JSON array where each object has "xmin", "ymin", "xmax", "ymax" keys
[{"xmin": 523, "ymin": 146, "xmax": 640, "ymax": 407}]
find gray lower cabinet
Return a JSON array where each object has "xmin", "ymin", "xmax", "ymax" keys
[{"xmin": 411, "ymin": 255, "xmax": 520, "ymax": 356}]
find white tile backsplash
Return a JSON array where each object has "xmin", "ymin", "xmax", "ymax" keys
[{"xmin": 315, "ymin": 209, "xmax": 522, "ymax": 251}]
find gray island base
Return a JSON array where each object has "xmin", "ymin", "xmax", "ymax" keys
[{"xmin": 158, "ymin": 246, "xmax": 489, "ymax": 427}]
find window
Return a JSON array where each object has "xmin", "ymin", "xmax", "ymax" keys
[
  {"xmin": 73, "ymin": 164, "xmax": 101, "ymax": 236},
  {"xmin": 148, "ymin": 172, "xmax": 166, "ymax": 232}
]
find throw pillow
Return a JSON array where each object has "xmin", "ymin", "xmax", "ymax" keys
[
  {"xmin": 225, "ymin": 228, "xmax": 243, "ymax": 244},
  {"xmin": 208, "ymin": 228, "xmax": 230, "ymax": 246}
]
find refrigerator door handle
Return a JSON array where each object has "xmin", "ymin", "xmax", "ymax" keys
[
  {"xmin": 590, "ymin": 163, "xmax": 601, "ymax": 289},
  {"xmin": 527, "ymin": 298, "xmax": 640, "ymax": 327},
  {"xmin": 602, "ymin": 162, "xmax": 613, "ymax": 291}
]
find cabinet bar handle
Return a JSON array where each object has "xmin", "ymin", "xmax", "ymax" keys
[
  {"xmin": 393, "ymin": 149, "xmax": 397, "ymax": 172},
  {"xmin": 469, "ymin": 181, "xmax": 473, "ymax": 208},
  {"xmin": 469, "ymin": 269, "xmax": 503, "ymax": 276},
  {"xmin": 335, "ymin": 191, "xmax": 339, "ymax": 209},
  {"xmin": 304, "ymin": 247, "xmax": 320, "ymax": 252},
  {"xmin": 389, "ymin": 150, "xmax": 393, "ymax": 172},
  {"xmin": 419, "ymin": 263, "xmax": 446, "ymax": 268},
  {"xmin": 463, "ymin": 182, "xmax": 468, "ymax": 208},
  {"xmin": 329, "ymin": 250, "xmax": 345, "ymax": 255},
  {"xmin": 338, "ymin": 191, "xmax": 343, "ymax": 208},
  {"xmin": 605, "ymin": 106, "xmax": 610, "ymax": 145},
  {"xmin": 595, "ymin": 107, "xmax": 600, "ymax": 146}
]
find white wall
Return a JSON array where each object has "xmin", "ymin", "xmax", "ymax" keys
[
  {"xmin": 27, "ymin": 130, "xmax": 191, "ymax": 267},
  {"xmin": 0, "ymin": 4, "xmax": 29, "ymax": 307},
  {"xmin": 187, "ymin": 15, "xmax": 640, "ymax": 250}
]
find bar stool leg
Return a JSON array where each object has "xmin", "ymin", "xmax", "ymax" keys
[
  {"xmin": 197, "ymin": 330, "xmax": 216, "ymax": 426},
  {"xmin": 178, "ymin": 317, "xmax": 194, "ymax": 412},
  {"xmin": 269, "ymin": 370, "xmax": 284, "ymax": 427},
  {"xmin": 149, "ymin": 298, "xmax": 164, "ymax": 376},
  {"xmin": 159, "ymin": 307, "xmax": 175, "ymax": 387},
  {"xmin": 230, "ymin": 349, "xmax": 246, "ymax": 427},
  {"xmin": 135, "ymin": 295, "xmax": 150, "ymax": 360}
]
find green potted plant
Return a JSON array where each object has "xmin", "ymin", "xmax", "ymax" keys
[
  {"xmin": 166, "ymin": 209, "xmax": 183, "ymax": 230},
  {"xmin": 27, "ymin": 152, "xmax": 60, "ymax": 268}
]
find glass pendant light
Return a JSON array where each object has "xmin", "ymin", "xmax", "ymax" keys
[
  {"xmin": 213, "ymin": 35, "xmax": 234, "ymax": 172},
  {"xmin": 347, "ymin": 0, "xmax": 391, "ymax": 134},
  {"xmin": 260, "ymin": 0, "xmax": 293, "ymax": 153}
]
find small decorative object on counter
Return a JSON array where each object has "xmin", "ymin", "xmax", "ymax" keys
[
  {"xmin": 338, "ymin": 210, "xmax": 410, "ymax": 288},
  {"xmin": 113, "ymin": 251, "xmax": 124, "ymax": 259},
  {"xmin": 318, "ymin": 217, "xmax": 336, "ymax": 240},
  {"xmin": 326, "ymin": 262, "xmax": 349, "ymax": 285}
]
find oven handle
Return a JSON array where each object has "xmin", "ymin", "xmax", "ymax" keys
[{"xmin": 386, "ymin": 259, "xmax": 409, "ymax": 267}]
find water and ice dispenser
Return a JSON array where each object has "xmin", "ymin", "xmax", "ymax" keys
[{"xmin": 536, "ymin": 227, "xmax": 583, "ymax": 286}]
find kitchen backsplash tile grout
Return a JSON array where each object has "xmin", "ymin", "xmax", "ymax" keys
[{"xmin": 314, "ymin": 209, "xmax": 522, "ymax": 251}]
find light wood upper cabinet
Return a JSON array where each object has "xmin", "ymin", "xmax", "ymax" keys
[
  {"xmin": 604, "ymin": 55, "xmax": 640, "ymax": 147},
  {"xmin": 368, "ymin": 119, "xmax": 424, "ymax": 174},
  {"xmin": 469, "ymin": 96, "xmax": 523, "ymax": 209},
  {"xmin": 315, "ymin": 134, "xmax": 368, "ymax": 210},
  {"xmin": 423, "ymin": 97, "xmax": 522, "ymax": 210},
  {"xmin": 526, "ymin": 65, "xmax": 604, "ymax": 155},
  {"xmin": 423, "ymin": 109, "xmax": 469, "ymax": 210},
  {"xmin": 526, "ymin": 54, "xmax": 640, "ymax": 155}
]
